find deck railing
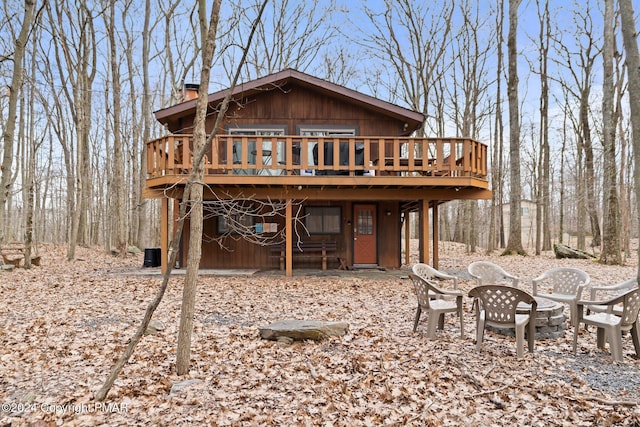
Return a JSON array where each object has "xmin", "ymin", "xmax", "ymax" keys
[{"xmin": 146, "ymin": 135, "xmax": 488, "ymax": 179}]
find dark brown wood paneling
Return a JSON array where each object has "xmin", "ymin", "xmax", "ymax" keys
[
  {"xmin": 377, "ymin": 202, "xmax": 401, "ymax": 268},
  {"xmin": 208, "ymin": 83, "xmax": 407, "ymax": 137},
  {"xmin": 176, "ymin": 200, "xmax": 407, "ymax": 270},
  {"xmin": 168, "ymin": 82, "xmax": 408, "ymax": 140}
]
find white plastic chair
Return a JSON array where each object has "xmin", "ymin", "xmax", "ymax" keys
[
  {"xmin": 468, "ymin": 261, "xmax": 519, "ymax": 287},
  {"xmin": 573, "ymin": 287, "xmax": 640, "ymax": 361},
  {"xmin": 412, "ymin": 263, "xmax": 458, "ymax": 300},
  {"xmin": 532, "ymin": 267, "xmax": 590, "ymax": 326},
  {"xmin": 586, "ymin": 278, "xmax": 638, "ymax": 317},
  {"xmin": 408, "ymin": 273, "xmax": 464, "ymax": 339},
  {"xmin": 468, "ymin": 284, "xmax": 537, "ymax": 359}
]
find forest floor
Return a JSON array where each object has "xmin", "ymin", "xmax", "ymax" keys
[{"xmin": 1, "ymin": 242, "xmax": 640, "ymax": 426}]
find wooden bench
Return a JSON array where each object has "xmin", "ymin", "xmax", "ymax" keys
[
  {"xmin": 1, "ymin": 242, "xmax": 41, "ymax": 268},
  {"xmin": 270, "ymin": 240, "xmax": 337, "ymax": 270}
]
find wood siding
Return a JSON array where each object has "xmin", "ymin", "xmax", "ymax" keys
[
  {"xmin": 179, "ymin": 200, "xmax": 404, "ymax": 270},
  {"xmin": 166, "ymin": 83, "xmax": 408, "ymax": 137}
]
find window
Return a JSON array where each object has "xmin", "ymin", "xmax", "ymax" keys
[
  {"xmin": 298, "ymin": 126, "xmax": 357, "ymax": 137},
  {"xmin": 226, "ymin": 127, "xmax": 286, "ymax": 168},
  {"xmin": 298, "ymin": 127, "xmax": 359, "ymax": 172},
  {"xmin": 217, "ymin": 214, "xmax": 255, "ymax": 234},
  {"xmin": 521, "ymin": 207, "xmax": 529, "ymax": 217},
  {"xmin": 357, "ymin": 209, "xmax": 373, "ymax": 235},
  {"xmin": 305, "ymin": 207, "xmax": 341, "ymax": 234},
  {"xmin": 227, "ymin": 127, "xmax": 286, "ymax": 136}
]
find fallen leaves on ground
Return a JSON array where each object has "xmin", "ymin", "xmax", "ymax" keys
[{"xmin": 0, "ymin": 242, "xmax": 639, "ymax": 426}]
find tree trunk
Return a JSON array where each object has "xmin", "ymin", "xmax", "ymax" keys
[
  {"xmin": 619, "ymin": 0, "xmax": 640, "ymax": 280},
  {"xmin": 503, "ymin": 0, "xmax": 525, "ymax": 256},
  {"xmin": 538, "ymin": 0, "xmax": 552, "ymax": 252},
  {"xmin": 137, "ymin": 0, "xmax": 153, "ymax": 249},
  {"xmin": 0, "ymin": 0, "xmax": 36, "ymax": 243},
  {"xmin": 581, "ymin": 100, "xmax": 601, "ymax": 249},
  {"xmin": 559, "ymin": 109, "xmax": 567, "ymax": 244},
  {"xmin": 125, "ymin": 21, "xmax": 141, "ymax": 249},
  {"xmin": 106, "ymin": 2, "xmax": 127, "ymax": 257},
  {"xmin": 618, "ymin": 109, "xmax": 631, "ymax": 258},
  {"xmin": 176, "ymin": 0, "xmax": 221, "ymax": 376},
  {"xmin": 175, "ymin": 0, "xmax": 269, "ymax": 376},
  {"xmin": 46, "ymin": 2, "xmax": 97, "ymax": 260},
  {"xmin": 600, "ymin": 0, "xmax": 622, "ymax": 265},
  {"xmin": 576, "ymin": 134, "xmax": 585, "ymax": 250},
  {"xmin": 24, "ymin": 29, "xmax": 43, "ymax": 268}
]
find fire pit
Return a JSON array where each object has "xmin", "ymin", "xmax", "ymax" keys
[{"xmin": 488, "ymin": 296, "xmax": 567, "ymax": 340}]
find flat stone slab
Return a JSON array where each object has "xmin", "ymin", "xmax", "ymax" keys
[
  {"xmin": 170, "ymin": 379, "xmax": 202, "ymax": 395},
  {"xmin": 259, "ymin": 320, "xmax": 349, "ymax": 341},
  {"xmin": 144, "ymin": 319, "xmax": 165, "ymax": 335}
]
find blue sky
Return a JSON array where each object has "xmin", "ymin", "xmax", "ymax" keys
[{"xmin": 210, "ymin": 1, "xmax": 632, "ymax": 110}]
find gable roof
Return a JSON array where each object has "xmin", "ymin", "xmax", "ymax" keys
[{"xmin": 154, "ymin": 69, "xmax": 425, "ymax": 132}]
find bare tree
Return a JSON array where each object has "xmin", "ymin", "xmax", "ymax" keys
[
  {"xmin": 158, "ymin": 0, "xmax": 200, "ymax": 106},
  {"xmin": 175, "ymin": 0, "xmax": 224, "ymax": 376},
  {"xmin": 104, "ymin": 0, "xmax": 127, "ymax": 256},
  {"xmin": 550, "ymin": 4, "xmax": 602, "ymax": 251},
  {"xmin": 488, "ymin": 0, "xmax": 505, "ymax": 252},
  {"xmin": 580, "ymin": 53, "xmax": 602, "ymax": 251},
  {"xmin": 557, "ymin": 90, "xmax": 569, "ymax": 244},
  {"xmin": 22, "ymin": 15, "xmax": 46, "ymax": 268},
  {"xmin": 503, "ymin": 0, "xmax": 525, "ymax": 255},
  {"xmin": 534, "ymin": 0, "xmax": 552, "ymax": 254},
  {"xmin": 135, "ymin": 0, "xmax": 161, "ymax": 249},
  {"xmin": 600, "ymin": 0, "xmax": 622, "ymax": 264},
  {"xmin": 0, "ymin": 0, "xmax": 36, "ymax": 244},
  {"xmin": 619, "ymin": 0, "xmax": 640, "ymax": 279},
  {"xmin": 618, "ymin": 91, "xmax": 632, "ymax": 259},
  {"xmin": 34, "ymin": 45, "xmax": 76, "ymax": 245},
  {"xmin": 121, "ymin": 0, "xmax": 143, "ymax": 249},
  {"xmin": 97, "ymin": 0, "xmax": 270, "ymax": 399},
  {"xmin": 137, "ymin": 0, "xmax": 153, "ymax": 248},
  {"xmin": 226, "ymin": 0, "xmax": 342, "ymax": 80},
  {"xmin": 359, "ymin": 0, "xmax": 455, "ymax": 136},
  {"xmin": 448, "ymin": 1, "xmax": 493, "ymax": 252},
  {"xmin": 45, "ymin": 1, "xmax": 98, "ymax": 260}
]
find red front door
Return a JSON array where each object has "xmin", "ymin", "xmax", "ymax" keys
[{"xmin": 354, "ymin": 204, "xmax": 377, "ymax": 265}]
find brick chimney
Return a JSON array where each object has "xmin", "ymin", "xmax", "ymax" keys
[{"xmin": 182, "ymin": 83, "xmax": 200, "ymax": 101}]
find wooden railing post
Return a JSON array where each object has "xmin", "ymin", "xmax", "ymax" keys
[{"xmin": 211, "ymin": 135, "xmax": 219, "ymax": 168}]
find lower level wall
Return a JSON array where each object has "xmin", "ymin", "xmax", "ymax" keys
[{"xmin": 177, "ymin": 200, "xmax": 401, "ymax": 270}]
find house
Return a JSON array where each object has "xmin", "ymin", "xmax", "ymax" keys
[
  {"xmin": 502, "ymin": 200, "xmax": 538, "ymax": 248},
  {"xmin": 144, "ymin": 69, "xmax": 491, "ymax": 275}
]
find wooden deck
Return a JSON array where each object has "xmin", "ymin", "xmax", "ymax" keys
[
  {"xmin": 145, "ymin": 134, "xmax": 491, "ymax": 275},
  {"xmin": 145, "ymin": 135, "xmax": 489, "ymax": 193}
]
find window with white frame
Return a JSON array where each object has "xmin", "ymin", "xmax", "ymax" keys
[
  {"xmin": 298, "ymin": 127, "xmax": 357, "ymax": 137},
  {"xmin": 227, "ymin": 127, "xmax": 286, "ymax": 136},
  {"xmin": 226, "ymin": 126, "xmax": 286, "ymax": 166},
  {"xmin": 297, "ymin": 127, "xmax": 358, "ymax": 169}
]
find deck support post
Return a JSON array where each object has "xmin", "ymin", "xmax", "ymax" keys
[
  {"xmin": 420, "ymin": 199, "xmax": 430, "ymax": 264},
  {"xmin": 285, "ymin": 198, "xmax": 293, "ymax": 277},
  {"xmin": 160, "ymin": 197, "xmax": 169, "ymax": 274},
  {"xmin": 404, "ymin": 211, "xmax": 411, "ymax": 265},
  {"xmin": 432, "ymin": 202, "xmax": 439, "ymax": 268}
]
